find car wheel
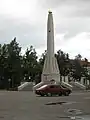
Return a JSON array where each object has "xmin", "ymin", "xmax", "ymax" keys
[
  {"xmin": 47, "ymin": 93, "xmax": 52, "ymax": 97},
  {"xmin": 50, "ymin": 93, "xmax": 52, "ymax": 96},
  {"xmin": 58, "ymin": 92, "xmax": 62, "ymax": 96},
  {"xmin": 40, "ymin": 93, "xmax": 44, "ymax": 96},
  {"xmin": 65, "ymin": 91, "xmax": 69, "ymax": 96}
]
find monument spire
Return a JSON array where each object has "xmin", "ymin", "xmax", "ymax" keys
[
  {"xmin": 48, "ymin": 9, "xmax": 52, "ymax": 13},
  {"xmin": 33, "ymin": 11, "xmax": 60, "ymax": 90},
  {"xmin": 41, "ymin": 11, "xmax": 60, "ymax": 83},
  {"xmin": 47, "ymin": 10, "xmax": 54, "ymax": 57}
]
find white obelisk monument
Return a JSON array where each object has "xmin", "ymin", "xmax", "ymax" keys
[{"xmin": 41, "ymin": 11, "xmax": 60, "ymax": 84}]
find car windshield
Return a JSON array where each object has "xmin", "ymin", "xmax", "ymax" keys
[
  {"xmin": 61, "ymin": 85, "xmax": 66, "ymax": 88},
  {"xmin": 38, "ymin": 85, "xmax": 48, "ymax": 89}
]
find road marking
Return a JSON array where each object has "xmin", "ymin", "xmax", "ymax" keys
[
  {"xmin": 71, "ymin": 92, "xmax": 90, "ymax": 96},
  {"xmin": 84, "ymin": 97, "xmax": 90, "ymax": 100}
]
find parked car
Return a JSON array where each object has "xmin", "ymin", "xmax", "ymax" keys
[{"xmin": 35, "ymin": 84, "xmax": 72, "ymax": 96}]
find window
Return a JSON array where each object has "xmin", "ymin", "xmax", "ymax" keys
[
  {"xmin": 55, "ymin": 85, "xmax": 60, "ymax": 88},
  {"xmin": 50, "ymin": 85, "xmax": 54, "ymax": 88}
]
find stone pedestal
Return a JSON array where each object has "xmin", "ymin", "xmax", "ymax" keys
[{"xmin": 41, "ymin": 73, "xmax": 60, "ymax": 84}]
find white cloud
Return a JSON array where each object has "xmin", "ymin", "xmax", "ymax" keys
[
  {"xmin": 0, "ymin": 0, "xmax": 90, "ymax": 60},
  {"xmin": 35, "ymin": 32, "xmax": 90, "ymax": 60},
  {"xmin": 56, "ymin": 32, "xmax": 90, "ymax": 60},
  {"xmin": 55, "ymin": 32, "xmax": 68, "ymax": 47},
  {"xmin": 0, "ymin": 0, "xmax": 47, "ymax": 25},
  {"xmin": 0, "ymin": 0, "xmax": 37, "ymax": 18},
  {"xmin": 63, "ymin": 32, "xmax": 90, "ymax": 50}
]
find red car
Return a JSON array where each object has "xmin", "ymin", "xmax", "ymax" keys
[{"xmin": 35, "ymin": 84, "xmax": 72, "ymax": 96}]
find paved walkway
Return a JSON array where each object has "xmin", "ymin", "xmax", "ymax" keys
[{"xmin": 0, "ymin": 91, "xmax": 90, "ymax": 120}]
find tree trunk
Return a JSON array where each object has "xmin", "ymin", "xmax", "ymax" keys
[
  {"xmin": 85, "ymin": 79, "xmax": 87, "ymax": 86},
  {"xmin": 68, "ymin": 75, "xmax": 70, "ymax": 83},
  {"xmin": 83, "ymin": 78, "xmax": 85, "ymax": 85},
  {"xmin": 89, "ymin": 80, "xmax": 90, "ymax": 86},
  {"xmin": 64, "ymin": 76, "xmax": 65, "ymax": 82}
]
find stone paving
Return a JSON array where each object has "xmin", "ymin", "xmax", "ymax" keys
[{"xmin": 0, "ymin": 91, "xmax": 90, "ymax": 120}]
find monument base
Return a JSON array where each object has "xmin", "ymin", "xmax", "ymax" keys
[
  {"xmin": 41, "ymin": 73, "xmax": 60, "ymax": 84},
  {"xmin": 33, "ymin": 73, "xmax": 60, "ymax": 91}
]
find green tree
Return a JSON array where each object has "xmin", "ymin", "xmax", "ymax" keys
[
  {"xmin": 22, "ymin": 46, "xmax": 38, "ymax": 82},
  {"xmin": 0, "ymin": 37, "xmax": 22, "ymax": 89},
  {"xmin": 39, "ymin": 50, "xmax": 47, "ymax": 66},
  {"xmin": 71, "ymin": 54, "xmax": 82, "ymax": 81},
  {"xmin": 75, "ymin": 54, "xmax": 82, "ymax": 60},
  {"xmin": 0, "ymin": 44, "xmax": 9, "ymax": 89},
  {"xmin": 35, "ymin": 50, "xmax": 47, "ymax": 84},
  {"xmin": 7, "ymin": 37, "xmax": 22, "ymax": 88},
  {"xmin": 56, "ymin": 50, "xmax": 70, "ymax": 76}
]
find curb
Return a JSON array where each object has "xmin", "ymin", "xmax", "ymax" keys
[{"xmin": 84, "ymin": 90, "xmax": 90, "ymax": 92}]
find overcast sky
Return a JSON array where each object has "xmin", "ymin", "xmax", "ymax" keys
[{"xmin": 0, "ymin": 0, "xmax": 90, "ymax": 59}]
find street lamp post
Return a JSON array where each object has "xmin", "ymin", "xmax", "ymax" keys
[{"xmin": 8, "ymin": 79, "xmax": 11, "ymax": 89}]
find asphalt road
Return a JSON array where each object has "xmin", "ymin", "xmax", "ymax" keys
[{"xmin": 0, "ymin": 91, "xmax": 90, "ymax": 120}]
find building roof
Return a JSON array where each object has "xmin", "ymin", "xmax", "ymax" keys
[
  {"xmin": 80, "ymin": 60, "xmax": 90, "ymax": 67},
  {"xmin": 70, "ymin": 59, "xmax": 90, "ymax": 67}
]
